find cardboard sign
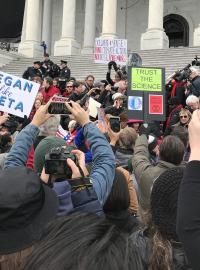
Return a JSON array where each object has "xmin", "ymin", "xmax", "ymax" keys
[
  {"xmin": 94, "ymin": 38, "xmax": 127, "ymax": 65},
  {"xmin": 0, "ymin": 71, "xmax": 40, "ymax": 118},
  {"xmin": 88, "ymin": 97, "xmax": 101, "ymax": 118},
  {"xmin": 131, "ymin": 67, "xmax": 162, "ymax": 92},
  {"xmin": 149, "ymin": 95, "xmax": 163, "ymax": 114}
]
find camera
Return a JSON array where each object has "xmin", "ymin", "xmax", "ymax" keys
[
  {"xmin": 45, "ymin": 146, "xmax": 77, "ymax": 177},
  {"xmin": 172, "ymin": 64, "xmax": 191, "ymax": 81}
]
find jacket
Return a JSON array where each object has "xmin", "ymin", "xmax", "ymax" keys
[
  {"xmin": 43, "ymin": 86, "xmax": 61, "ymax": 103},
  {"xmin": 188, "ymin": 75, "xmax": 200, "ymax": 97},
  {"xmin": 4, "ymin": 122, "xmax": 115, "ymax": 207},
  {"xmin": 132, "ymin": 135, "xmax": 179, "ymax": 210},
  {"xmin": 115, "ymin": 148, "xmax": 133, "ymax": 169},
  {"xmin": 177, "ymin": 161, "xmax": 200, "ymax": 270},
  {"xmin": 131, "ymin": 230, "xmax": 192, "ymax": 270}
]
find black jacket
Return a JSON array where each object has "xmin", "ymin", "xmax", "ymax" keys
[
  {"xmin": 59, "ymin": 67, "xmax": 71, "ymax": 80},
  {"xmin": 188, "ymin": 75, "xmax": 200, "ymax": 97},
  {"xmin": 131, "ymin": 230, "xmax": 192, "ymax": 270},
  {"xmin": 22, "ymin": 67, "xmax": 44, "ymax": 80},
  {"xmin": 177, "ymin": 161, "xmax": 200, "ymax": 270}
]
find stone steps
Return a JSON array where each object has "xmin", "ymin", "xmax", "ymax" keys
[{"xmin": 0, "ymin": 46, "xmax": 200, "ymax": 80}]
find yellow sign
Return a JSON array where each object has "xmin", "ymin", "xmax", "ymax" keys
[{"xmin": 131, "ymin": 67, "xmax": 162, "ymax": 92}]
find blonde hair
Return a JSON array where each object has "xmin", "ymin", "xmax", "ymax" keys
[
  {"xmin": 179, "ymin": 108, "xmax": 192, "ymax": 119},
  {"xmin": 0, "ymin": 246, "xmax": 33, "ymax": 270}
]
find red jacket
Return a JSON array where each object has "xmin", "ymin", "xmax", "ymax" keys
[{"xmin": 43, "ymin": 86, "xmax": 61, "ymax": 103}]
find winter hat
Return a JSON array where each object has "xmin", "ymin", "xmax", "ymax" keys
[
  {"xmin": 148, "ymin": 135, "xmax": 158, "ymax": 154},
  {"xmin": 151, "ymin": 167, "xmax": 184, "ymax": 241},
  {"xmin": 34, "ymin": 136, "xmax": 66, "ymax": 174}
]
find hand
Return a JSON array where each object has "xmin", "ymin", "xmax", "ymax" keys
[
  {"xmin": 0, "ymin": 113, "xmax": 9, "ymax": 125},
  {"xmin": 31, "ymin": 100, "xmax": 52, "ymax": 127},
  {"xmin": 87, "ymin": 88, "xmax": 95, "ymax": 96},
  {"xmin": 105, "ymin": 84, "xmax": 112, "ymax": 92},
  {"xmin": 65, "ymin": 101, "xmax": 90, "ymax": 127},
  {"xmin": 189, "ymin": 110, "xmax": 200, "ymax": 161},
  {"xmin": 107, "ymin": 124, "xmax": 120, "ymax": 146},
  {"xmin": 67, "ymin": 149, "xmax": 89, "ymax": 178}
]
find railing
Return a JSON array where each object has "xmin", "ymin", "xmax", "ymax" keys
[{"xmin": 0, "ymin": 42, "xmax": 18, "ymax": 52}]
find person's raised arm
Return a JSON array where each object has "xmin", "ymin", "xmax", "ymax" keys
[
  {"xmin": 4, "ymin": 102, "xmax": 52, "ymax": 169},
  {"xmin": 177, "ymin": 109, "xmax": 200, "ymax": 270},
  {"xmin": 65, "ymin": 101, "xmax": 115, "ymax": 205}
]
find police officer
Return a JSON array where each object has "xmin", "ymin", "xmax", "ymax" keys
[
  {"xmin": 22, "ymin": 61, "xmax": 45, "ymax": 80},
  {"xmin": 59, "ymin": 60, "xmax": 71, "ymax": 93}
]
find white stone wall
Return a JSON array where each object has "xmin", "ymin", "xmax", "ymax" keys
[{"xmin": 50, "ymin": 0, "xmax": 200, "ymax": 53}]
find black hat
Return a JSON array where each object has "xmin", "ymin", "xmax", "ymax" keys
[
  {"xmin": 34, "ymin": 61, "xmax": 41, "ymax": 65},
  {"xmin": 0, "ymin": 167, "xmax": 58, "ymax": 254},
  {"xmin": 61, "ymin": 60, "xmax": 67, "ymax": 65},
  {"xmin": 151, "ymin": 167, "xmax": 184, "ymax": 241}
]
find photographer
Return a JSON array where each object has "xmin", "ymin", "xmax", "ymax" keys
[
  {"xmin": 104, "ymin": 93, "xmax": 125, "ymax": 116},
  {"xmin": 187, "ymin": 67, "xmax": 200, "ymax": 97},
  {"xmin": 4, "ymin": 101, "xmax": 115, "ymax": 214}
]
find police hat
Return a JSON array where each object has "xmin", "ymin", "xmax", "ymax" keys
[
  {"xmin": 61, "ymin": 60, "xmax": 67, "ymax": 65},
  {"xmin": 34, "ymin": 61, "xmax": 41, "ymax": 65}
]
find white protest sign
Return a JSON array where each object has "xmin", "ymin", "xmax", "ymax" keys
[
  {"xmin": 0, "ymin": 71, "xmax": 40, "ymax": 118},
  {"xmin": 88, "ymin": 97, "xmax": 101, "ymax": 118},
  {"xmin": 94, "ymin": 38, "xmax": 127, "ymax": 65}
]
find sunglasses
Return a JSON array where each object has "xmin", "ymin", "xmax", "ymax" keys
[
  {"xmin": 66, "ymin": 86, "xmax": 73, "ymax": 88},
  {"xmin": 180, "ymin": 115, "xmax": 188, "ymax": 119}
]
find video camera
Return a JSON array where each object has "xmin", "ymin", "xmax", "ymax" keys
[
  {"xmin": 172, "ymin": 64, "xmax": 191, "ymax": 82},
  {"xmin": 45, "ymin": 146, "xmax": 77, "ymax": 177}
]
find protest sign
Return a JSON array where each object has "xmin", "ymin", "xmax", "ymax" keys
[
  {"xmin": 127, "ymin": 66, "xmax": 165, "ymax": 121},
  {"xmin": 130, "ymin": 67, "xmax": 162, "ymax": 92},
  {"xmin": 149, "ymin": 95, "xmax": 163, "ymax": 114},
  {"xmin": 0, "ymin": 71, "xmax": 40, "ymax": 118},
  {"xmin": 88, "ymin": 97, "xmax": 101, "ymax": 118},
  {"xmin": 94, "ymin": 38, "xmax": 127, "ymax": 65}
]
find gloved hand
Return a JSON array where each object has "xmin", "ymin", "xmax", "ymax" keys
[
  {"xmin": 139, "ymin": 123, "xmax": 151, "ymax": 138},
  {"xmin": 108, "ymin": 61, "xmax": 113, "ymax": 70}
]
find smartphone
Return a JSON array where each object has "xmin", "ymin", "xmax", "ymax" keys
[
  {"xmin": 48, "ymin": 96, "xmax": 71, "ymax": 114},
  {"xmin": 109, "ymin": 117, "xmax": 120, "ymax": 132}
]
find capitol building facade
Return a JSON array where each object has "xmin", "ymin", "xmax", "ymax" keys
[{"xmin": 17, "ymin": 0, "xmax": 200, "ymax": 57}]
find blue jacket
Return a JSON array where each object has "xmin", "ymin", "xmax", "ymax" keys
[
  {"xmin": 74, "ymin": 127, "xmax": 92, "ymax": 163},
  {"xmin": 4, "ymin": 122, "xmax": 115, "ymax": 207}
]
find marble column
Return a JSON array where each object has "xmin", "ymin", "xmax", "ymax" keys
[
  {"xmin": 54, "ymin": 0, "xmax": 80, "ymax": 56},
  {"xmin": 82, "ymin": 0, "xmax": 96, "ymax": 54},
  {"xmin": 101, "ymin": 0, "xmax": 118, "ymax": 39},
  {"xmin": 141, "ymin": 0, "xmax": 169, "ymax": 50},
  {"xmin": 42, "ymin": 0, "xmax": 52, "ymax": 54},
  {"xmin": 194, "ymin": 23, "xmax": 200, "ymax": 46},
  {"xmin": 18, "ymin": 0, "xmax": 43, "ymax": 57}
]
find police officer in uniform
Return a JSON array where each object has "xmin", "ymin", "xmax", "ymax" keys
[{"xmin": 58, "ymin": 60, "xmax": 71, "ymax": 93}]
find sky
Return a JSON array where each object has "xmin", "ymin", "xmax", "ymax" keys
[{"xmin": 0, "ymin": 0, "xmax": 25, "ymax": 40}]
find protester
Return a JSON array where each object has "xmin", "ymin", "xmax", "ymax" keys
[
  {"xmin": 0, "ymin": 104, "xmax": 58, "ymax": 269},
  {"xmin": 68, "ymin": 81, "xmax": 87, "ymax": 102},
  {"xmin": 103, "ymin": 168, "xmax": 138, "ymax": 234},
  {"xmin": 132, "ymin": 167, "xmax": 191, "ymax": 269},
  {"xmin": 23, "ymin": 212, "xmax": 143, "ymax": 270},
  {"xmin": 104, "ymin": 93, "xmax": 125, "ymax": 116},
  {"xmin": 85, "ymin": 75, "xmax": 95, "ymax": 91},
  {"xmin": 132, "ymin": 134, "xmax": 185, "ymax": 210},
  {"xmin": 177, "ymin": 109, "xmax": 200, "ymax": 270},
  {"xmin": 63, "ymin": 81, "xmax": 74, "ymax": 97},
  {"xmin": 42, "ymin": 77, "xmax": 61, "ymax": 103}
]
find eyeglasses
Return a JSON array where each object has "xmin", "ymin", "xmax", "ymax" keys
[{"xmin": 180, "ymin": 115, "xmax": 188, "ymax": 119}]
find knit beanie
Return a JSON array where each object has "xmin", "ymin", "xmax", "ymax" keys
[
  {"xmin": 150, "ymin": 167, "xmax": 184, "ymax": 241},
  {"xmin": 34, "ymin": 136, "xmax": 66, "ymax": 174}
]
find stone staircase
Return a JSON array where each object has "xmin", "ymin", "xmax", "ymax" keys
[{"xmin": 0, "ymin": 46, "xmax": 200, "ymax": 80}]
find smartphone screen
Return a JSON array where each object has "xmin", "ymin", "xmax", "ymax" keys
[
  {"xmin": 109, "ymin": 117, "xmax": 120, "ymax": 132},
  {"xmin": 48, "ymin": 102, "xmax": 69, "ymax": 114}
]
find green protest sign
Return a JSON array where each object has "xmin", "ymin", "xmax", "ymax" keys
[{"xmin": 131, "ymin": 67, "xmax": 162, "ymax": 92}]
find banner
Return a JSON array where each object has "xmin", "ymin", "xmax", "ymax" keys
[
  {"xmin": 94, "ymin": 38, "xmax": 127, "ymax": 65},
  {"xmin": 0, "ymin": 71, "xmax": 40, "ymax": 118}
]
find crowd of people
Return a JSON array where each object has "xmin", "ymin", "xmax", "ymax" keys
[{"xmin": 0, "ymin": 53, "xmax": 200, "ymax": 270}]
